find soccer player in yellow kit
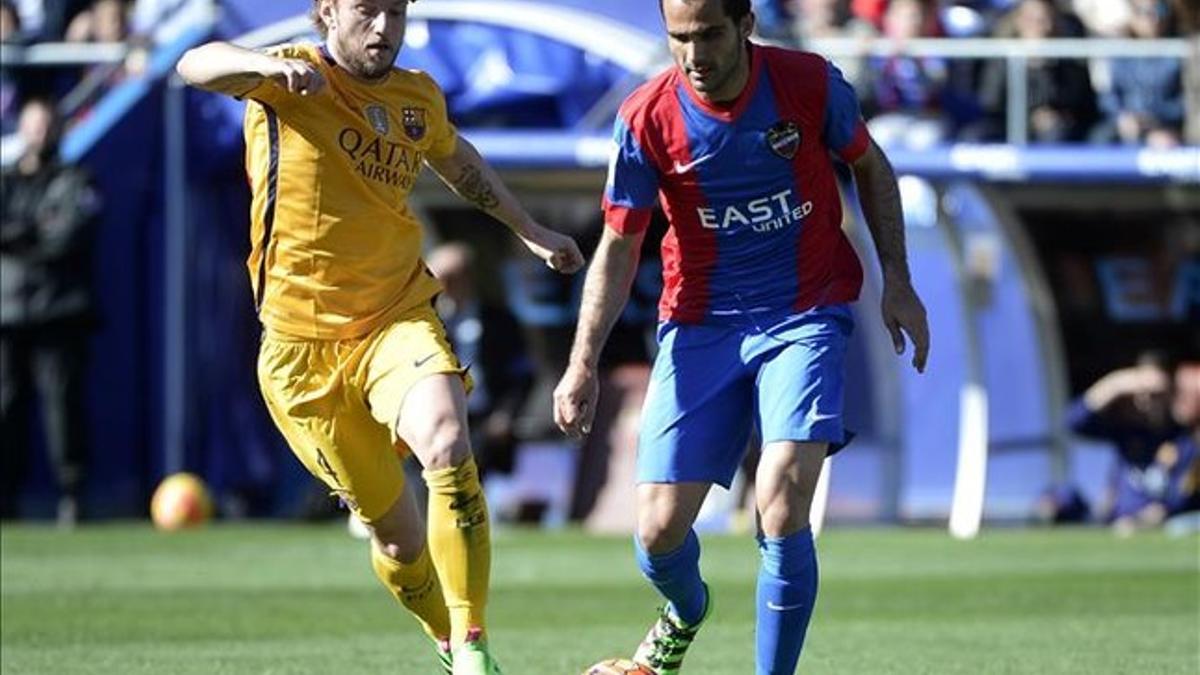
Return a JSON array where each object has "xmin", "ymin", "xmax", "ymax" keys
[{"xmin": 176, "ymin": 1, "xmax": 584, "ymax": 673}]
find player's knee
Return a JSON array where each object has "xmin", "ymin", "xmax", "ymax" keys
[
  {"xmin": 758, "ymin": 499, "xmax": 810, "ymax": 538},
  {"xmin": 420, "ymin": 419, "xmax": 470, "ymax": 470},
  {"xmin": 637, "ymin": 517, "xmax": 689, "ymax": 555}
]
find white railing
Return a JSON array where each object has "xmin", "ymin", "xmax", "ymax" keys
[
  {"xmin": 0, "ymin": 41, "xmax": 130, "ymax": 66},
  {"xmin": 805, "ymin": 36, "xmax": 1193, "ymax": 59},
  {"xmin": 804, "ymin": 36, "xmax": 1197, "ymax": 145}
]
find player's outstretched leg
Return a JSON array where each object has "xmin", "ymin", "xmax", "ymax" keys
[
  {"xmin": 754, "ymin": 441, "xmax": 826, "ymax": 675},
  {"xmin": 372, "ymin": 543, "xmax": 454, "ymax": 672},
  {"xmin": 632, "ymin": 483, "xmax": 712, "ymax": 674},
  {"xmin": 368, "ymin": 487, "xmax": 454, "ymax": 673},
  {"xmin": 400, "ymin": 374, "xmax": 501, "ymax": 675}
]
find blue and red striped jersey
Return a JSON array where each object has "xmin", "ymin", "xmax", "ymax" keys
[{"xmin": 603, "ymin": 44, "xmax": 870, "ymax": 324}]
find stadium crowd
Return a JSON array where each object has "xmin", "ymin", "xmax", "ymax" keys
[
  {"xmin": 1, "ymin": 0, "xmax": 1196, "ymax": 148},
  {"xmin": 0, "ymin": 0, "xmax": 160, "ymax": 139},
  {"xmin": 760, "ymin": 0, "xmax": 1197, "ymax": 146}
]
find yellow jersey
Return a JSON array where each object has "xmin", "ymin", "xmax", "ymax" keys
[{"xmin": 241, "ymin": 42, "xmax": 454, "ymax": 340}]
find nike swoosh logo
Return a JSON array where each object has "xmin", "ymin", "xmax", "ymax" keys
[
  {"xmin": 672, "ymin": 153, "xmax": 714, "ymax": 174},
  {"xmin": 767, "ymin": 601, "xmax": 807, "ymax": 611},
  {"xmin": 413, "ymin": 353, "xmax": 438, "ymax": 368}
]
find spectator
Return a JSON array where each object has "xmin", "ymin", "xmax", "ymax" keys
[
  {"xmin": 35, "ymin": 0, "xmax": 91, "ymax": 41},
  {"xmin": 851, "ymin": 0, "xmax": 888, "ymax": 27},
  {"xmin": 1068, "ymin": 354, "xmax": 1199, "ymax": 535},
  {"xmin": 789, "ymin": 0, "xmax": 878, "ymax": 86},
  {"xmin": 861, "ymin": 0, "xmax": 952, "ymax": 149},
  {"xmin": 61, "ymin": 0, "xmax": 148, "ymax": 116},
  {"xmin": 1, "ymin": 0, "xmax": 20, "ymax": 41},
  {"xmin": 64, "ymin": 0, "xmax": 129, "ymax": 43},
  {"xmin": 964, "ymin": 0, "xmax": 1098, "ymax": 142},
  {"xmin": 851, "ymin": 0, "xmax": 946, "ymax": 32},
  {"xmin": 0, "ymin": 98, "xmax": 100, "ymax": 527},
  {"xmin": 1092, "ymin": 0, "xmax": 1185, "ymax": 148}
]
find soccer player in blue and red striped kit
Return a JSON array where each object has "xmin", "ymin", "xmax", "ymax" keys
[{"xmin": 554, "ymin": 0, "xmax": 930, "ymax": 672}]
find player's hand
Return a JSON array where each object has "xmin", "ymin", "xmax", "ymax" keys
[
  {"xmin": 263, "ymin": 58, "xmax": 325, "ymax": 96},
  {"xmin": 882, "ymin": 278, "xmax": 929, "ymax": 373},
  {"xmin": 554, "ymin": 362, "xmax": 599, "ymax": 438},
  {"xmin": 522, "ymin": 225, "xmax": 585, "ymax": 274}
]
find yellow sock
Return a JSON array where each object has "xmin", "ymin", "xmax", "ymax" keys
[
  {"xmin": 424, "ymin": 456, "xmax": 491, "ymax": 646},
  {"xmin": 370, "ymin": 542, "xmax": 451, "ymax": 642}
]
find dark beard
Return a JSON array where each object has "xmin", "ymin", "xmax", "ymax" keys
[
  {"xmin": 340, "ymin": 39, "xmax": 395, "ymax": 80},
  {"xmin": 353, "ymin": 54, "xmax": 394, "ymax": 79},
  {"xmin": 712, "ymin": 45, "xmax": 746, "ymax": 92}
]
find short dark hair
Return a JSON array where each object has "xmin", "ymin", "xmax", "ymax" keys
[
  {"xmin": 658, "ymin": 0, "xmax": 753, "ymax": 23},
  {"xmin": 21, "ymin": 96, "xmax": 64, "ymax": 148}
]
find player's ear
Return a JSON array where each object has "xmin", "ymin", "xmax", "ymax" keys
[
  {"xmin": 320, "ymin": 0, "xmax": 337, "ymax": 32},
  {"xmin": 740, "ymin": 11, "xmax": 755, "ymax": 40}
]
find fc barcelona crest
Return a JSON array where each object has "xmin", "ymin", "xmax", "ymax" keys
[
  {"xmin": 767, "ymin": 121, "xmax": 801, "ymax": 159},
  {"xmin": 364, "ymin": 104, "xmax": 390, "ymax": 135},
  {"xmin": 402, "ymin": 107, "xmax": 427, "ymax": 141}
]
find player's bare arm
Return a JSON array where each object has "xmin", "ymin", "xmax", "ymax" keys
[
  {"xmin": 425, "ymin": 139, "xmax": 584, "ymax": 274},
  {"xmin": 851, "ymin": 140, "xmax": 930, "ymax": 373},
  {"xmin": 553, "ymin": 226, "xmax": 646, "ymax": 438},
  {"xmin": 176, "ymin": 41, "xmax": 325, "ymax": 97},
  {"xmin": 1082, "ymin": 364, "xmax": 1170, "ymax": 411}
]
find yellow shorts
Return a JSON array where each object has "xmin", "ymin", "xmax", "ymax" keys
[{"xmin": 257, "ymin": 303, "xmax": 470, "ymax": 522}]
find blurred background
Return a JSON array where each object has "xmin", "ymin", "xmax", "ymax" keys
[{"xmin": 1, "ymin": 0, "xmax": 1197, "ymax": 537}]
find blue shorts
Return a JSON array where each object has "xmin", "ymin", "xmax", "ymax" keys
[{"xmin": 637, "ymin": 305, "xmax": 853, "ymax": 488}]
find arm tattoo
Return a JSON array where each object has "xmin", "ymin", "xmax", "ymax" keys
[{"xmin": 453, "ymin": 164, "xmax": 501, "ymax": 211}]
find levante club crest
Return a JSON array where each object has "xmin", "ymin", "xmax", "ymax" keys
[
  {"xmin": 402, "ymin": 107, "xmax": 427, "ymax": 141},
  {"xmin": 364, "ymin": 104, "xmax": 390, "ymax": 135},
  {"xmin": 767, "ymin": 121, "xmax": 801, "ymax": 159}
]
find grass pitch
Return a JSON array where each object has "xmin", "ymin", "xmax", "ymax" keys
[{"xmin": 2, "ymin": 525, "xmax": 1196, "ymax": 674}]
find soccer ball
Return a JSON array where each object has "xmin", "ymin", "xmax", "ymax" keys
[
  {"xmin": 150, "ymin": 473, "xmax": 213, "ymax": 530},
  {"xmin": 583, "ymin": 659, "xmax": 656, "ymax": 675}
]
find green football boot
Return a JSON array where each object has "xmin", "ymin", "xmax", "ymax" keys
[
  {"xmin": 451, "ymin": 628, "xmax": 503, "ymax": 675},
  {"xmin": 632, "ymin": 584, "xmax": 712, "ymax": 675}
]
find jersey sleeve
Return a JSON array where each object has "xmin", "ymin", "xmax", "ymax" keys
[
  {"xmin": 236, "ymin": 44, "xmax": 312, "ymax": 106},
  {"xmin": 420, "ymin": 72, "xmax": 459, "ymax": 160},
  {"xmin": 822, "ymin": 60, "xmax": 871, "ymax": 163},
  {"xmin": 602, "ymin": 114, "xmax": 659, "ymax": 235}
]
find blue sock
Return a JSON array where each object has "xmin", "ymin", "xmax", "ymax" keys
[
  {"xmin": 756, "ymin": 528, "xmax": 818, "ymax": 675},
  {"xmin": 634, "ymin": 529, "xmax": 708, "ymax": 625}
]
